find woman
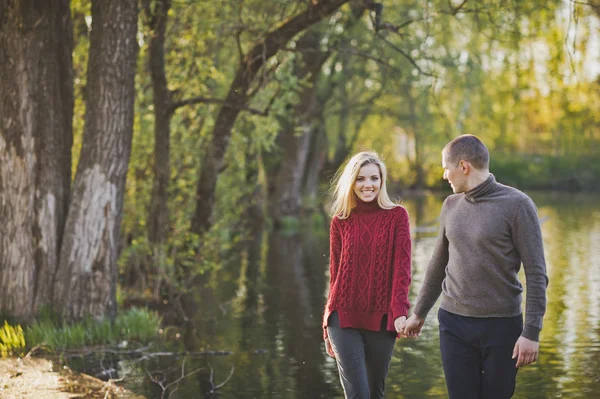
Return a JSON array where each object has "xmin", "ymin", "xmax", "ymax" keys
[{"xmin": 323, "ymin": 151, "xmax": 412, "ymax": 399}]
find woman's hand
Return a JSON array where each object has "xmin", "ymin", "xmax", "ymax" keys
[
  {"xmin": 402, "ymin": 314, "xmax": 425, "ymax": 338},
  {"xmin": 394, "ymin": 316, "xmax": 407, "ymax": 336},
  {"xmin": 324, "ymin": 337, "xmax": 335, "ymax": 358}
]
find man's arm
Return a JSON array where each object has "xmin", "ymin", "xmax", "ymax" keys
[
  {"xmin": 512, "ymin": 196, "xmax": 549, "ymax": 342},
  {"xmin": 511, "ymin": 196, "xmax": 548, "ymax": 367}
]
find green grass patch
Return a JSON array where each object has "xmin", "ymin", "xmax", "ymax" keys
[{"xmin": 24, "ymin": 307, "xmax": 161, "ymax": 352}]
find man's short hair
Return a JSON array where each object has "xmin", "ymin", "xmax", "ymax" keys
[{"xmin": 443, "ymin": 134, "xmax": 490, "ymax": 170}]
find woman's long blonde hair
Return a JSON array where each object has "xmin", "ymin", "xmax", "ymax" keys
[{"xmin": 329, "ymin": 151, "xmax": 400, "ymax": 219}]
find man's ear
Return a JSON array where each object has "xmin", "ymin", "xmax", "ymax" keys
[{"xmin": 460, "ymin": 160, "xmax": 470, "ymax": 174}]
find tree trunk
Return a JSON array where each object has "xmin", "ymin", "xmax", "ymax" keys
[
  {"xmin": 147, "ymin": 0, "xmax": 172, "ymax": 247},
  {"xmin": 272, "ymin": 31, "xmax": 330, "ymax": 222},
  {"xmin": 190, "ymin": 0, "xmax": 350, "ymax": 235},
  {"xmin": 31, "ymin": 0, "xmax": 74, "ymax": 312},
  {"xmin": 406, "ymin": 87, "xmax": 424, "ymax": 189},
  {"xmin": 0, "ymin": 2, "xmax": 36, "ymax": 321},
  {"xmin": 54, "ymin": 0, "xmax": 138, "ymax": 321},
  {"xmin": 302, "ymin": 120, "xmax": 328, "ymax": 203},
  {"xmin": 0, "ymin": 0, "xmax": 73, "ymax": 320}
]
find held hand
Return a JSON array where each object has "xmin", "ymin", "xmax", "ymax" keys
[
  {"xmin": 394, "ymin": 316, "xmax": 407, "ymax": 336},
  {"xmin": 402, "ymin": 314, "xmax": 425, "ymax": 338},
  {"xmin": 324, "ymin": 337, "xmax": 335, "ymax": 358},
  {"xmin": 512, "ymin": 336, "xmax": 539, "ymax": 368}
]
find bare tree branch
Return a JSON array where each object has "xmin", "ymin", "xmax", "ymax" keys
[
  {"xmin": 235, "ymin": 0, "xmax": 246, "ymax": 63},
  {"xmin": 282, "ymin": 45, "xmax": 401, "ymax": 72},
  {"xmin": 171, "ymin": 96, "xmax": 270, "ymax": 115},
  {"xmin": 145, "ymin": 358, "xmax": 207, "ymax": 399},
  {"xmin": 236, "ymin": 29, "xmax": 245, "ymax": 62},
  {"xmin": 376, "ymin": 34, "xmax": 436, "ymax": 77},
  {"xmin": 207, "ymin": 364, "xmax": 236, "ymax": 394},
  {"xmin": 247, "ymin": 60, "xmax": 280, "ymax": 98},
  {"xmin": 447, "ymin": 0, "xmax": 469, "ymax": 14}
]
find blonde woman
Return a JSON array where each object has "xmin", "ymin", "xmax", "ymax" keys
[{"xmin": 322, "ymin": 151, "xmax": 412, "ymax": 398}]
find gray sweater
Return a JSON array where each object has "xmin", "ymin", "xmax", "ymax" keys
[{"xmin": 413, "ymin": 174, "xmax": 548, "ymax": 341}]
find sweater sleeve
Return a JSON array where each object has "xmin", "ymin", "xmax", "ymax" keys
[
  {"xmin": 413, "ymin": 199, "xmax": 450, "ymax": 319},
  {"xmin": 391, "ymin": 207, "xmax": 412, "ymax": 320},
  {"xmin": 323, "ymin": 216, "xmax": 342, "ymax": 339},
  {"xmin": 512, "ymin": 197, "xmax": 549, "ymax": 342}
]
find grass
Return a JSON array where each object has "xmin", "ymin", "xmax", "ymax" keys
[{"xmin": 23, "ymin": 307, "xmax": 162, "ymax": 352}]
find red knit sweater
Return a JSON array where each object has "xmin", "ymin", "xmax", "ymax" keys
[{"xmin": 323, "ymin": 199, "xmax": 412, "ymax": 339}]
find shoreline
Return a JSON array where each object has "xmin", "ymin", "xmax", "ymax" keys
[{"xmin": 0, "ymin": 356, "xmax": 144, "ymax": 399}]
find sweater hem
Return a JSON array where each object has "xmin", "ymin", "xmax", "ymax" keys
[
  {"xmin": 440, "ymin": 295, "xmax": 523, "ymax": 319},
  {"xmin": 323, "ymin": 308, "xmax": 400, "ymax": 338}
]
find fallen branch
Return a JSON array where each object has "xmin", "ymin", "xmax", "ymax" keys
[{"xmin": 207, "ymin": 364, "xmax": 235, "ymax": 395}]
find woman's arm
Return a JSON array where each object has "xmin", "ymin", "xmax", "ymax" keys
[
  {"xmin": 391, "ymin": 207, "xmax": 412, "ymax": 322},
  {"xmin": 323, "ymin": 216, "xmax": 342, "ymax": 339}
]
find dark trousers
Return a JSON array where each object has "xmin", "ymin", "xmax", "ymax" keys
[
  {"xmin": 438, "ymin": 308, "xmax": 523, "ymax": 399},
  {"xmin": 327, "ymin": 312, "xmax": 397, "ymax": 399}
]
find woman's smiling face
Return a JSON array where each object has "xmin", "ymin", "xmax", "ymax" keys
[{"xmin": 354, "ymin": 163, "xmax": 381, "ymax": 202}]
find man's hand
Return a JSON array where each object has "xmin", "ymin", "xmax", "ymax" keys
[
  {"xmin": 512, "ymin": 336, "xmax": 539, "ymax": 367},
  {"xmin": 394, "ymin": 316, "xmax": 407, "ymax": 336},
  {"xmin": 324, "ymin": 337, "xmax": 335, "ymax": 358},
  {"xmin": 402, "ymin": 314, "xmax": 425, "ymax": 338}
]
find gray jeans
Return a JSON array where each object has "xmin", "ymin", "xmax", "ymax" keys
[{"xmin": 327, "ymin": 311, "xmax": 397, "ymax": 399}]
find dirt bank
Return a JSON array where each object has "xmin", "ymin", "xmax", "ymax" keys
[{"xmin": 0, "ymin": 357, "xmax": 144, "ymax": 399}]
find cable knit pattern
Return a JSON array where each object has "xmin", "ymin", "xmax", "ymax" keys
[{"xmin": 323, "ymin": 200, "xmax": 412, "ymax": 339}]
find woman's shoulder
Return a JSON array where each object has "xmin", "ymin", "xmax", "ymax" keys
[
  {"xmin": 330, "ymin": 214, "xmax": 347, "ymax": 226},
  {"xmin": 387, "ymin": 204, "xmax": 408, "ymax": 218},
  {"xmin": 385, "ymin": 206, "xmax": 409, "ymax": 229}
]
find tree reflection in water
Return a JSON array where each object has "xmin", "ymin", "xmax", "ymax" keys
[{"xmin": 118, "ymin": 192, "xmax": 600, "ymax": 399}]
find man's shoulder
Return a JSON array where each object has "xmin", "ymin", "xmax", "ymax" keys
[
  {"xmin": 495, "ymin": 182, "xmax": 533, "ymax": 204},
  {"xmin": 442, "ymin": 193, "xmax": 463, "ymax": 208}
]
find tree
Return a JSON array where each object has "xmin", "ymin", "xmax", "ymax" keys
[
  {"xmin": 53, "ymin": 0, "xmax": 139, "ymax": 321},
  {"xmin": 190, "ymin": 0, "xmax": 351, "ymax": 235},
  {"xmin": 271, "ymin": 30, "xmax": 331, "ymax": 222},
  {"xmin": 0, "ymin": 0, "xmax": 73, "ymax": 320},
  {"xmin": 145, "ymin": 0, "xmax": 172, "ymax": 248},
  {"xmin": 272, "ymin": 3, "xmax": 368, "ymax": 221}
]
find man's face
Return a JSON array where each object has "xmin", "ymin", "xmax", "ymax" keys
[{"xmin": 442, "ymin": 153, "xmax": 467, "ymax": 193}]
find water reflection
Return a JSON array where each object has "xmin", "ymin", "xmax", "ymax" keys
[{"xmin": 120, "ymin": 192, "xmax": 600, "ymax": 398}]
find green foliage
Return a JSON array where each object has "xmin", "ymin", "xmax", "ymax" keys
[
  {"xmin": 24, "ymin": 308, "xmax": 161, "ymax": 352},
  {"xmin": 105, "ymin": 0, "xmax": 600, "ymax": 312},
  {"xmin": 0, "ymin": 321, "xmax": 26, "ymax": 357},
  {"xmin": 278, "ymin": 216, "xmax": 301, "ymax": 235},
  {"xmin": 492, "ymin": 154, "xmax": 600, "ymax": 191}
]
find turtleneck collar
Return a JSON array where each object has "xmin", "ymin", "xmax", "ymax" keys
[
  {"xmin": 465, "ymin": 174, "xmax": 497, "ymax": 203},
  {"xmin": 353, "ymin": 197, "xmax": 381, "ymax": 213}
]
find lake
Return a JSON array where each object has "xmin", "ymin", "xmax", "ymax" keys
[{"xmin": 118, "ymin": 191, "xmax": 600, "ymax": 398}]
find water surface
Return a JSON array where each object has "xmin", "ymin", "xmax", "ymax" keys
[{"xmin": 121, "ymin": 191, "xmax": 600, "ymax": 398}]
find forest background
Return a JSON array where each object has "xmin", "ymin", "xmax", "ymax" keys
[{"xmin": 1, "ymin": 0, "xmax": 599, "ymax": 339}]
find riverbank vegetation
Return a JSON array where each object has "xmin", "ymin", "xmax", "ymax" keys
[{"xmin": 0, "ymin": 308, "xmax": 160, "ymax": 356}]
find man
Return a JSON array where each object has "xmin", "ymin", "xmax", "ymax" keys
[{"xmin": 403, "ymin": 135, "xmax": 548, "ymax": 399}]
